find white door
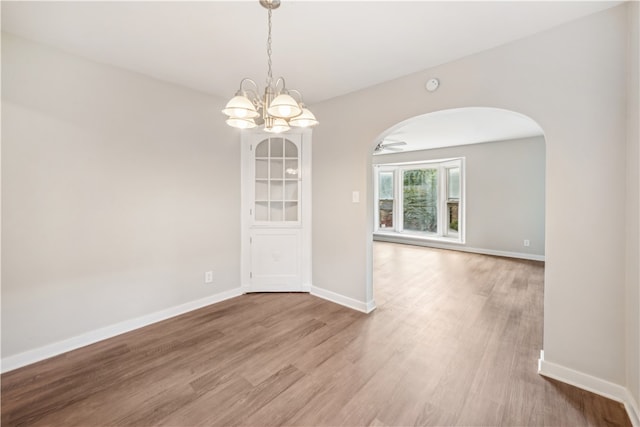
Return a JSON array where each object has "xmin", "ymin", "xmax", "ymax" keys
[{"xmin": 241, "ymin": 131, "xmax": 311, "ymax": 292}]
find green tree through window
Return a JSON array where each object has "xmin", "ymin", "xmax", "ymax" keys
[{"xmin": 403, "ymin": 169, "xmax": 438, "ymax": 233}]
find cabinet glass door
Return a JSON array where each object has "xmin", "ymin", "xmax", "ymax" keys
[{"xmin": 254, "ymin": 137, "xmax": 300, "ymax": 224}]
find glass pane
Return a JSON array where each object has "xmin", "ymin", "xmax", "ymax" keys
[
  {"xmin": 285, "ymin": 202, "xmax": 298, "ymax": 221},
  {"xmin": 255, "ymin": 140, "xmax": 269, "ymax": 157},
  {"xmin": 255, "ymin": 181, "xmax": 268, "ymax": 201},
  {"xmin": 256, "ymin": 159, "xmax": 268, "ymax": 179},
  {"xmin": 379, "ymin": 199, "xmax": 393, "ymax": 229},
  {"xmin": 378, "ymin": 172, "xmax": 394, "ymax": 229},
  {"xmin": 270, "ymin": 180, "xmax": 284, "ymax": 201},
  {"xmin": 271, "ymin": 138, "xmax": 284, "ymax": 157},
  {"xmin": 379, "ymin": 172, "xmax": 393, "ymax": 199},
  {"xmin": 284, "ymin": 140, "xmax": 298, "ymax": 157},
  {"xmin": 403, "ymin": 169, "xmax": 438, "ymax": 233},
  {"xmin": 253, "ymin": 137, "xmax": 300, "ymax": 223},
  {"xmin": 285, "ymin": 181, "xmax": 298, "ymax": 200},
  {"xmin": 447, "ymin": 201, "xmax": 460, "ymax": 236},
  {"xmin": 285, "ymin": 159, "xmax": 299, "ymax": 178},
  {"xmin": 255, "ymin": 202, "xmax": 269, "ymax": 221},
  {"xmin": 270, "ymin": 202, "xmax": 283, "ymax": 221},
  {"xmin": 448, "ymin": 167, "xmax": 460, "ymax": 199},
  {"xmin": 270, "ymin": 159, "xmax": 283, "ymax": 179}
]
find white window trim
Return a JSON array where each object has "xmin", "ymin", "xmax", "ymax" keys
[{"xmin": 373, "ymin": 158, "xmax": 465, "ymax": 244}]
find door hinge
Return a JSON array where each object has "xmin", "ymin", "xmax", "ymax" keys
[
  {"xmin": 250, "ymin": 237, "xmax": 252, "ymax": 244},
  {"xmin": 250, "ymin": 272, "xmax": 253, "ymax": 279},
  {"xmin": 250, "ymin": 208, "xmax": 253, "ymax": 216},
  {"xmin": 249, "ymin": 144, "xmax": 253, "ymax": 151}
]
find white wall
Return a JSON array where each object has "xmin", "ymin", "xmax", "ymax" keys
[
  {"xmin": 625, "ymin": 0, "xmax": 640, "ymax": 414},
  {"xmin": 373, "ymin": 136, "xmax": 545, "ymax": 258},
  {"xmin": 312, "ymin": 2, "xmax": 632, "ymax": 401},
  {"xmin": 1, "ymin": 34, "xmax": 241, "ymax": 360}
]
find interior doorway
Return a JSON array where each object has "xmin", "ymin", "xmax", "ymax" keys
[{"xmin": 369, "ymin": 107, "xmax": 546, "ymax": 302}]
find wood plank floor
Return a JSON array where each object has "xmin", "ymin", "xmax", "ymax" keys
[{"xmin": 1, "ymin": 242, "xmax": 631, "ymax": 426}]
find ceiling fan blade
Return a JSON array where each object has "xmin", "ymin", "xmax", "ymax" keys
[{"xmin": 381, "ymin": 141, "xmax": 407, "ymax": 147}]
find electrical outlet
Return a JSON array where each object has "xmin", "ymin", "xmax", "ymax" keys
[
  {"xmin": 204, "ymin": 271, "xmax": 214, "ymax": 283},
  {"xmin": 524, "ymin": 239, "xmax": 530, "ymax": 247}
]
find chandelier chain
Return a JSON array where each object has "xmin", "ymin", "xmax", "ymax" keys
[
  {"xmin": 266, "ymin": 7, "xmax": 273, "ymax": 87},
  {"xmin": 222, "ymin": 0, "xmax": 318, "ymax": 131}
]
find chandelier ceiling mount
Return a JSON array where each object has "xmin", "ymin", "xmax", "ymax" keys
[{"xmin": 259, "ymin": 0, "xmax": 280, "ymax": 10}]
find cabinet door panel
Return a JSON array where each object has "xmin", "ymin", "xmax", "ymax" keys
[{"xmin": 250, "ymin": 229, "xmax": 301, "ymax": 291}]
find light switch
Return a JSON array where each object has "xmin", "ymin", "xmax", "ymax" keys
[{"xmin": 352, "ymin": 191, "xmax": 360, "ymax": 203}]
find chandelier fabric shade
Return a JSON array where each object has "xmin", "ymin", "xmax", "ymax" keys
[
  {"xmin": 289, "ymin": 107, "xmax": 319, "ymax": 128},
  {"xmin": 225, "ymin": 117, "xmax": 258, "ymax": 129},
  {"xmin": 267, "ymin": 93, "xmax": 303, "ymax": 119},
  {"xmin": 222, "ymin": 95, "xmax": 260, "ymax": 119},
  {"xmin": 221, "ymin": 0, "xmax": 318, "ymax": 133},
  {"xmin": 264, "ymin": 118, "xmax": 290, "ymax": 133}
]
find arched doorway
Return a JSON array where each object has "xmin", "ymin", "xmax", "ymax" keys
[{"xmin": 368, "ymin": 107, "xmax": 546, "ymax": 304}]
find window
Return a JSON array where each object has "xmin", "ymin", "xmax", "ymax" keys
[
  {"xmin": 403, "ymin": 168, "xmax": 438, "ymax": 233},
  {"xmin": 446, "ymin": 166, "xmax": 460, "ymax": 237},
  {"xmin": 374, "ymin": 159, "xmax": 464, "ymax": 242},
  {"xmin": 378, "ymin": 172, "xmax": 394, "ymax": 229}
]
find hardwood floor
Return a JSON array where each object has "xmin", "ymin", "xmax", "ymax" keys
[{"xmin": 1, "ymin": 242, "xmax": 631, "ymax": 426}]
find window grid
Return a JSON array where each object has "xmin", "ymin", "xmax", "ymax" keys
[{"xmin": 255, "ymin": 138, "xmax": 300, "ymax": 223}]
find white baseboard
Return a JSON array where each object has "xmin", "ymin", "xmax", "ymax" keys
[
  {"xmin": 1, "ymin": 287, "xmax": 243, "ymax": 374},
  {"xmin": 240, "ymin": 285, "xmax": 311, "ymax": 292},
  {"xmin": 310, "ymin": 286, "xmax": 376, "ymax": 314},
  {"xmin": 240, "ymin": 282, "xmax": 374, "ymax": 313},
  {"xmin": 538, "ymin": 350, "xmax": 640, "ymax": 426},
  {"xmin": 374, "ymin": 235, "xmax": 545, "ymax": 262},
  {"xmin": 627, "ymin": 396, "xmax": 640, "ymax": 427}
]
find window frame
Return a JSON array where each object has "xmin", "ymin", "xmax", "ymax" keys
[
  {"xmin": 374, "ymin": 158, "xmax": 465, "ymax": 244},
  {"xmin": 444, "ymin": 163, "xmax": 461, "ymax": 239},
  {"xmin": 376, "ymin": 170, "xmax": 396, "ymax": 230}
]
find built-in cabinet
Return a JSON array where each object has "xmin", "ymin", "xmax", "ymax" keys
[{"xmin": 241, "ymin": 131, "xmax": 311, "ymax": 292}]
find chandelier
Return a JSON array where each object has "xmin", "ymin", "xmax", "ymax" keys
[{"xmin": 222, "ymin": 0, "xmax": 318, "ymax": 133}]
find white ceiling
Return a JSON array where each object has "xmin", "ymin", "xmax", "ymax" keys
[
  {"xmin": 1, "ymin": 0, "xmax": 623, "ymax": 105},
  {"xmin": 376, "ymin": 107, "xmax": 544, "ymax": 154},
  {"xmin": 1, "ymin": 1, "xmax": 620, "ymax": 150}
]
